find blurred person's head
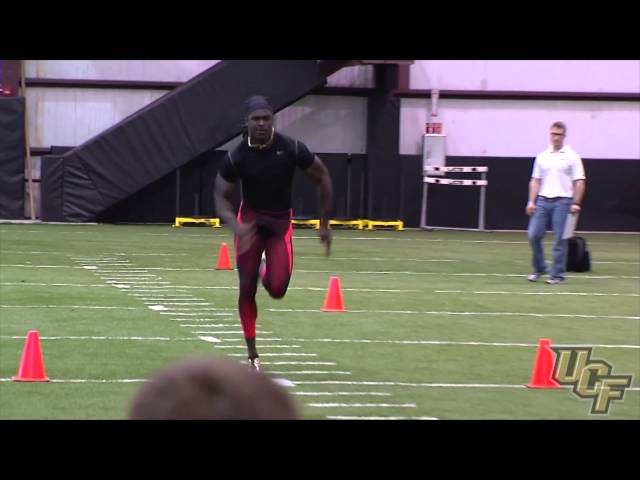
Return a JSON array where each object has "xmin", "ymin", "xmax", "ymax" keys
[{"xmin": 128, "ymin": 357, "xmax": 298, "ymax": 420}]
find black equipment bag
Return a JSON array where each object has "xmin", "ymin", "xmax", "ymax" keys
[{"xmin": 566, "ymin": 236, "xmax": 591, "ymax": 272}]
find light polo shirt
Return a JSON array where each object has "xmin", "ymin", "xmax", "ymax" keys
[{"xmin": 531, "ymin": 144, "xmax": 586, "ymax": 198}]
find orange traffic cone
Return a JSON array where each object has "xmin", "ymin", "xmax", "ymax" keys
[
  {"xmin": 526, "ymin": 338, "xmax": 560, "ymax": 389},
  {"xmin": 321, "ymin": 276, "xmax": 346, "ymax": 312},
  {"xmin": 12, "ymin": 330, "xmax": 50, "ymax": 382},
  {"xmin": 216, "ymin": 242, "xmax": 233, "ymax": 270}
]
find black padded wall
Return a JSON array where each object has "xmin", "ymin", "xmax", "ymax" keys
[{"xmin": 0, "ymin": 96, "xmax": 25, "ymax": 218}]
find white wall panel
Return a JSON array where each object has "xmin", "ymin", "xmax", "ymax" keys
[
  {"xmin": 400, "ymin": 98, "xmax": 640, "ymax": 159},
  {"xmin": 25, "ymin": 60, "xmax": 220, "ymax": 82},
  {"xmin": 27, "ymin": 88, "xmax": 167, "ymax": 147}
]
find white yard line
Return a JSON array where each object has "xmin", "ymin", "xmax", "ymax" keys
[
  {"xmin": 435, "ymin": 290, "xmax": 640, "ymax": 297},
  {"xmin": 1, "ymin": 282, "xmax": 110, "ymax": 288},
  {"xmin": 297, "ymin": 256, "xmax": 459, "ymax": 262},
  {"xmin": 296, "ymin": 381, "xmax": 529, "ymax": 388},
  {"xmin": 2, "ymin": 377, "xmax": 636, "ymax": 391},
  {"xmin": 143, "ymin": 302, "xmax": 213, "ymax": 306},
  {"xmin": 263, "ymin": 362, "xmax": 337, "ymax": 366},
  {"xmin": 295, "ymin": 269, "xmax": 640, "ymax": 279},
  {"xmin": 164, "ymin": 307, "xmax": 235, "ymax": 311},
  {"xmin": 227, "ymin": 353, "xmax": 318, "ymax": 357},
  {"xmin": 268, "ymin": 308, "xmax": 640, "ymax": 320},
  {"xmin": 326, "ymin": 416, "xmax": 438, "ymax": 420},
  {"xmin": 168, "ymin": 316, "xmax": 233, "ymax": 320},
  {"xmin": 308, "ymin": 403, "xmax": 416, "ymax": 408},
  {"xmin": 267, "ymin": 371, "xmax": 352, "ymax": 375},
  {"xmin": 1, "ymin": 305, "xmax": 143, "ymax": 310},
  {"xmin": 292, "ymin": 392, "xmax": 391, "ymax": 396},
  {"xmin": 100, "ymin": 275, "xmax": 157, "ymax": 278},
  {"xmin": 191, "ymin": 330, "xmax": 272, "ymax": 334},
  {"xmin": 0, "ymin": 378, "xmax": 147, "ymax": 383},
  {"xmin": 131, "ymin": 289, "xmax": 190, "ymax": 292},
  {"xmin": 212, "ymin": 345, "xmax": 296, "ymax": 349},
  {"xmin": 3, "ymin": 335, "xmax": 633, "ymax": 350},
  {"xmin": 3, "ymin": 264, "xmax": 638, "ymax": 279},
  {"xmin": 1, "ymin": 335, "xmax": 173, "ymax": 341},
  {"xmin": 286, "ymin": 338, "xmax": 640, "ymax": 349},
  {"xmin": 178, "ymin": 324, "xmax": 237, "ymax": 327}
]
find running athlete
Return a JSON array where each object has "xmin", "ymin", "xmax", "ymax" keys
[{"xmin": 214, "ymin": 95, "xmax": 334, "ymax": 371}]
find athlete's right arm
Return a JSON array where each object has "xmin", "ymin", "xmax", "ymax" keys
[
  {"xmin": 214, "ymin": 175, "xmax": 239, "ymax": 231},
  {"xmin": 215, "ymin": 175, "xmax": 256, "ymax": 254}
]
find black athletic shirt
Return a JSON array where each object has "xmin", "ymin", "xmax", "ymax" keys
[{"xmin": 219, "ymin": 132, "xmax": 315, "ymax": 211}]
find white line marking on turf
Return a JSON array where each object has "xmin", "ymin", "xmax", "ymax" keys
[
  {"xmin": 198, "ymin": 336, "xmax": 222, "ymax": 343},
  {"xmin": 295, "ymin": 381, "xmax": 529, "ymax": 388},
  {"xmin": 179, "ymin": 324, "xmax": 236, "ymax": 327},
  {"xmin": 292, "ymin": 392, "xmax": 392, "ymax": 396},
  {"xmin": 295, "ymin": 269, "xmax": 640, "ymax": 279},
  {"xmin": 115, "ymin": 281, "xmax": 171, "ymax": 285},
  {"xmin": 435, "ymin": 290, "xmax": 640, "ymax": 297},
  {"xmin": 212, "ymin": 344, "xmax": 293, "ymax": 348},
  {"xmin": 286, "ymin": 338, "xmax": 640, "ymax": 349},
  {"xmin": 327, "ymin": 416, "xmax": 438, "ymax": 420},
  {"xmin": 308, "ymin": 403, "xmax": 416, "ymax": 408},
  {"xmin": 148, "ymin": 305, "xmax": 168, "ymax": 311},
  {"xmin": 263, "ymin": 362, "xmax": 337, "ymax": 366},
  {"xmin": 166, "ymin": 307, "xmax": 235, "ymax": 311},
  {"xmin": 132, "ymin": 289, "xmax": 189, "ymax": 292},
  {"xmin": 192, "ymin": 330, "xmax": 272, "ymax": 334},
  {"xmin": 268, "ymin": 371, "xmax": 352, "ymax": 375},
  {"xmin": 0, "ymin": 378, "xmax": 147, "ymax": 383},
  {"xmin": 1, "ymin": 336, "xmax": 172, "ymax": 341},
  {"xmin": 144, "ymin": 302, "xmax": 212, "ymax": 306},
  {"xmin": 4, "ymin": 264, "xmax": 638, "ymax": 279},
  {"xmin": 168, "ymin": 316, "xmax": 233, "ymax": 320},
  {"xmin": 3, "ymin": 334, "xmax": 633, "ymax": 350},
  {"xmin": 1, "ymin": 282, "xmax": 110, "ymax": 288},
  {"xmin": 99, "ymin": 273, "xmax": 156, "ymax": 277},
  {"xmin": 140, "ymin": 299, "xmax": 204, "ymax": 302},
  {"xmin": 302, "ymin": 287, "xmax": 421, "ymax": 293},
  {"xmin": 227, "ymin": 353, "xmax": 318, "ymax": 357},
  {"xmin": 159, "ymin": 312, "xmax": 204, "ymax": 316},
  {"xmin": 103, "ymin": 253, "xmax": 189, "ymax": 256},
  {"xmin": 594, "ymin": 261, "xmax": 640, "ymax": 264},
  {"xmin": 267, "ymin": 308, "xmax": 640, "ymax": 320},
  {"xmin": 0, "ymin": 305, "xmax": 141, "ymax": 310},
  {"xmin": 298, "ymin": 256, "xmax": 458, "ymax": 262},
  {"xmin": 2, "ymin": 378, "xmax": 636, "ymax": 391},
  {"xmin": 131, "ymin": 293, "xmax": 196, "ymax": 297}
]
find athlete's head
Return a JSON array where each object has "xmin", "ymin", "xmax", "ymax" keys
[{"xmin": 245, "ymin": 95, "xmax": 274, "ymax": 146}]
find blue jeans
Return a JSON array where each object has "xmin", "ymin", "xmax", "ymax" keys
[{"xmin": 527, "ymin": 197, "xmax": 572, "ymax": 279}]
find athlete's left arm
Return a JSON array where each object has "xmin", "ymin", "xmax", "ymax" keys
[{"xmin": 304, "ymin": 155, "xmax": 334, "ymax": 255}]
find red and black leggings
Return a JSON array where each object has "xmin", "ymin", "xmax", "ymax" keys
[{"xmin": 234, "ymin": 202, "xmax": 293, "ymax": 339}]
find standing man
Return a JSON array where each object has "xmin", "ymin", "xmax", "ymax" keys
[
  {"xmin": 526, "ymin": 121, "xmax": 586, "ymax": 284},
  {"xmin": 214, "ymin": 95, "xmax": 334, "ymax": 371}
]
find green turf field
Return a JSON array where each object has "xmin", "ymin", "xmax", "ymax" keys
[{"xmin": 1, "ymin": 223, "xmax": 638, "ymax": 419}]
